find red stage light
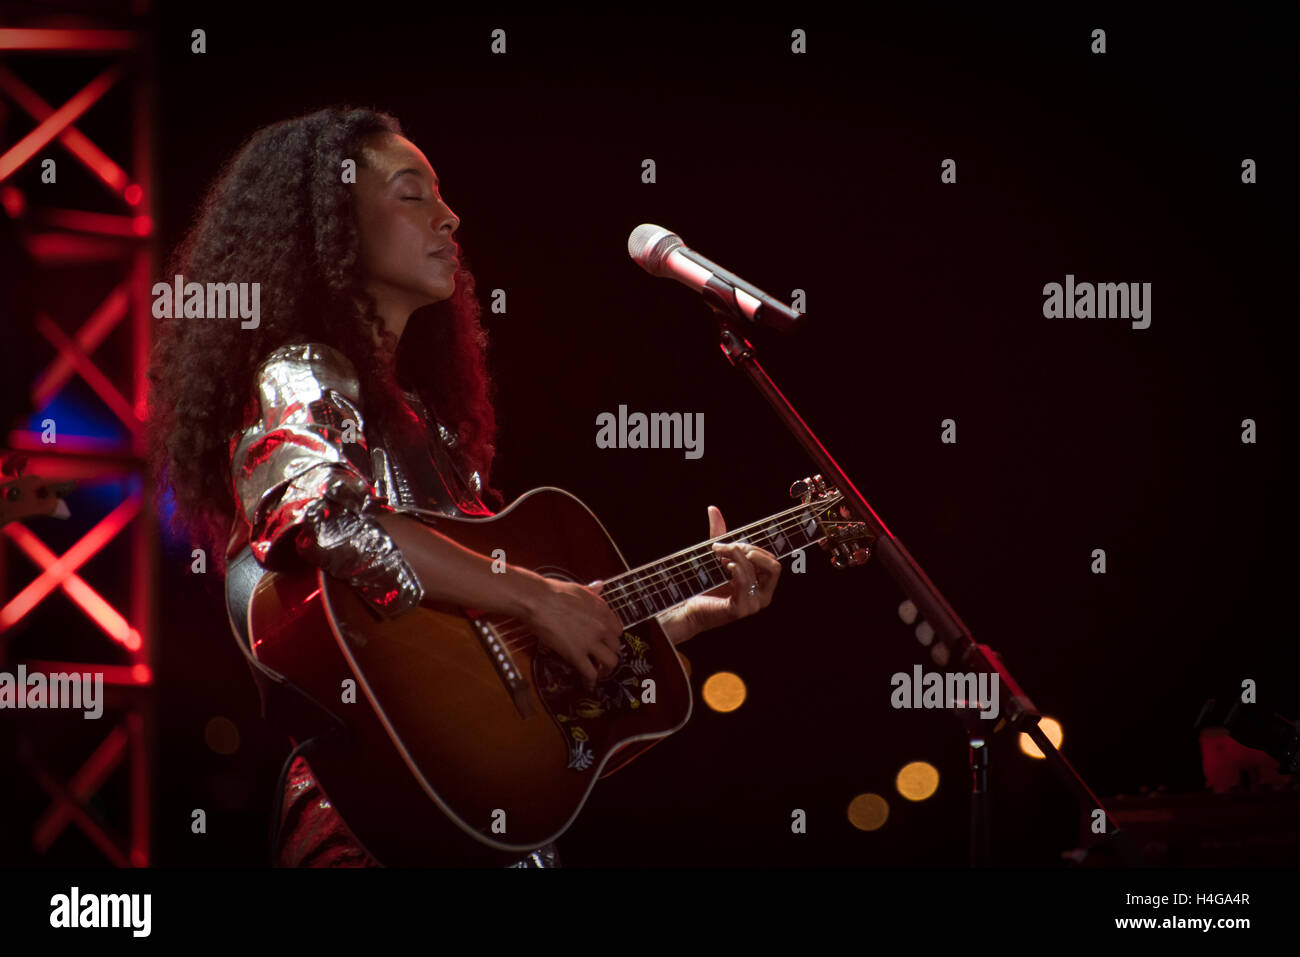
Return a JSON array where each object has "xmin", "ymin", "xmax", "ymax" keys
[{"xmin": 1, "ymin": 185, "xmax": 24, "ymax": 218}]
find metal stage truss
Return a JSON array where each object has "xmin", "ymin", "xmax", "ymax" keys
[{"xmin": 0, "ymin": 5, "xmax": 157, "ymax": 867}]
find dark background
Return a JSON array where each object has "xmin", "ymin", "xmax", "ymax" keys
[{"xmin": 2, "ymin": 2, "xmax": 1292, "ymax": 867}]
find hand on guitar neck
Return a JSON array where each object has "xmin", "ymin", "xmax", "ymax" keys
[{"xmin": 690, "ymin": 504, "xmax": 781, "ymax": 634}]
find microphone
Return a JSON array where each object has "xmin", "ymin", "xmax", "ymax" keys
[{"xmin": 627, "ymin": 224, "xmax": 802, "ymax": 332}]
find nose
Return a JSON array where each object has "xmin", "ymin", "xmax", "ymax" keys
[{"xmin": 435, "ymin": 197, "xmax": 459, "ymax": 234}]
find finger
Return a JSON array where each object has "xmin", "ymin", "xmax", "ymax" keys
[
  {"xmin": 726, "ymin": 543, "xmax": 775, "ymax": 576},
  {"xmin": 749, "ymin": 549, "xmax": 781, "ymax": 588},
  {"xmin": 573, "ymin": 654, "xmax": 598, "ymax": 689},
  {"xmin": 712, "ymin": 540, "xmax": 746, "ymax": 560},
  {"xmin": 733, "ymin": 556, "xmax": 754, "ymax": 595},
  {"xmin": 591, "ymin": 640, "xmax": 619, "ymax": 671},
  {"xmin": 707, "ymin": 505, "xmax": 726, "ymax": 539},
  {"xmin": 712, "ymin": 543, "xmax": 739, "ymax": 581},
  {"xmin": 727, "ymin": 549, "xmax": 757, "ymax": 590},
  {"xmin": 729, "ymin": 548, "xmax": 766, "ymax": 610},
  {"xmin": 600, "ymin": 630, "xmax": 623, "ymax": 658},
  {"xmin": 720, "ymin": 558, "xmax": 757, "ymax": 611},
  {"xmin": 713, "ymin": 542, "xmax": 751, "ymax": 585}
]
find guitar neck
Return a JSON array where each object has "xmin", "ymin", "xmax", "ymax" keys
[{"xmin": 599, "ymin": 496, "xmax": 840, "ymax": 628}]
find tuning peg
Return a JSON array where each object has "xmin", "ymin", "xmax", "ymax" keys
[{"xmin": 829, "ymin": 542, "xmax": 871, "ymax": 569}]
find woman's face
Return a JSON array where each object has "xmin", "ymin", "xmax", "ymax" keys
[{"xmin": 354, "ymin": 132, "xmax": 460, "ymax": 320}]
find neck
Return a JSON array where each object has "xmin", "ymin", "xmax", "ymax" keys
[{"xmin": 363, "ymin": 287, "xmax": 416, "ymax": 349}]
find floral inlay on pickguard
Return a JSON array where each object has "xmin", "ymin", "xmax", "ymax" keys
[{"xmin": 533, "ymin": 631, "xmax": 653, "ymax": 772}]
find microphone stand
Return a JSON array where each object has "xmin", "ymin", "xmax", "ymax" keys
[{"xmin": 700, "ymin": 287, "xmax": 1142, "ymax": 868}]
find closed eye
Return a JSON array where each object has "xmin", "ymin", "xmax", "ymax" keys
[{"xmin": 401, "ymin": 196, "xmax": 423, "ymax": 202}]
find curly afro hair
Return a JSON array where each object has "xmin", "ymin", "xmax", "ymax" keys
[{"xmin": 147, "ymin": 105, "xmax": 501, "ymax": 576}]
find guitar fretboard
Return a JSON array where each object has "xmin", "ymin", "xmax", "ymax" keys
[{"xmin": 600, "ymin": 495, "xmax": 841, "ymax": 628}]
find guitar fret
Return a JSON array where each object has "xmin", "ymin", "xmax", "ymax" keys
[
  {"xmin": 606, "ymin": 581, "xmax": 634, "ymax": 627},
  {"xmin": 663, "ymin": 561, "xmax": 682, "ymax": 601},
  {"xmin": 766, "ymin": 521, "xmax": 786, "ymax": 555},
  {"xmin": 646, "ymin": 562, "xmax": 670, "ymax": 612},
  {"xmin": 702, "ymin": 552, "xmax": 726, "ymax": 588},
  {"xmin": 626, "ymin": 572, "xmax": 650, "ymax": 616},
  {"xmin": 633, "ymin": 572, "xmax": 655, "ymax": 616},
  {"xmin": 711, "ymin": 551, "xmax": 728, "ymax": 584},
  {"xmin": 665, "ymin": 563, "xmax": 690, "ymax": 606},
  {"xmin": 635, "ymin": 572, "xmax": 659, "ymax": 616},
  {"xmin": 625, "ymin": 577, "xmax": 647, "ymax": 618},
  {"xmin": 691, "ymin": 556, "xmax": 710, "ymax": 589}
]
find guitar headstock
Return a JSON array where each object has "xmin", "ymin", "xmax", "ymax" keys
[{"xmin": 789, "ymin": 474, "xmax": 873, "ymax": 569}]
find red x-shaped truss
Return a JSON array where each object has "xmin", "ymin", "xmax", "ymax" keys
[{"xmin": 0, "ymin": 17, "xmax": 155, "ymax": 867}]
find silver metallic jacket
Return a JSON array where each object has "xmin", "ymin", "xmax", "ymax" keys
[
  {"xmin": 229, "ymin": 341, "xmax": 488, "ymax": 619},
  {"xmin": 229, "ymin": 343, "xmax": 561, "ymax": 868}
]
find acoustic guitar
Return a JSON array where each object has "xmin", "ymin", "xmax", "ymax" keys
[{"xmin": 240, "ymin": 475, "xmax": 869, "ymax": 865}]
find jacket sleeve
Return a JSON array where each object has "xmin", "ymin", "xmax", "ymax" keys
[{"xmin": 230, "ymin": 341, "xmax": 424, "ymax": 619}]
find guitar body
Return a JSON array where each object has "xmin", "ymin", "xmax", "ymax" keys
[{"xmin": 247, "ymin": 486, "xmax": 693, "ymax": 866}]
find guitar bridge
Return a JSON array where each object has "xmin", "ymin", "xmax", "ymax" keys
[{"xmin": 469, "ymin": 613, "xmax": 535, "ymax": 718}]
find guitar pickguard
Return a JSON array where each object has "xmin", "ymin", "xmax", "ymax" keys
[{"xmin": 532, "ymin": 631, "xmax": 654, "ymax": 772}]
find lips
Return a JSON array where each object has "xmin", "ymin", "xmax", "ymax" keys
[{"xmin": 431, "ymin": 246, "xmax": 459, "ymax": 265}]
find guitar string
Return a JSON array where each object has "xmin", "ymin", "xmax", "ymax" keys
[
  {"xmin": 486, "ymin": 505, "xmax": 846, "ymax": 651},
  {"xmin": 484, "ymin": 498, "xmax": 851, "ymax": 649},
  {"xmin": 578, "ymin": 496, "xmax": 849, "ymax": 615},
  {"xmin": 489, "ymin": 505, "xmax": 824, "ymax": 641},
  {"xmin": 604, "ymin": 495, "xmax": 842, "ymax": 584},
  {"xmin": 490, "ymin": 503, "xmax": 850, "ymax": 645},
  {"xmin": 600, "ymin": 512, "xmax": 827, "ymax": 616},
  {"xmin": 593, "ymin": 495, "xmax": 841, "ymax": 611}
]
